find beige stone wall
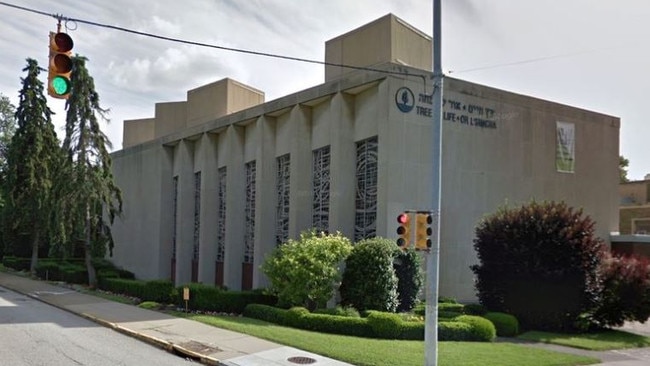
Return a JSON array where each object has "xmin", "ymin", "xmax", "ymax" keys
[
  {"xmin": 122, "ymin": 118, "xmax": 154, "ymax": 148},
  {"xmin": 325, "ymin": 14, "xmax": 432, "ymax": 82},
  {"xmin": 111, "ymin": 14, "xmax": 619, "ymax": 301}
]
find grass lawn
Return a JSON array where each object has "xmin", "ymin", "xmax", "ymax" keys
[
  {"xmin": 174, "ymin": 312, "xmax": 598, "ymax": 366},
  {"xmin": 519, "ymin": 330, "xmax": 650, "ymax": 351}
]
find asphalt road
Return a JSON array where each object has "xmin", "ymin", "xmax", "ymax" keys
[{"xmin": 0, "ymin": 286, "xmax": 194, "ymax": 366}]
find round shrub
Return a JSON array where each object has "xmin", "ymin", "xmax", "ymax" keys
[
  {"xmin": 439, "ymin": 302, "xmax": 464, "ymax": 313},
  {"xmin": 483, "ymin": 312, "xmax": 519, "ymax": 337},
  {"xmin": 592, "ymin": 253, "xmax": 650, "ymax": 327},
  {"xmin": 340, "ymin": 237, "xmax": 399, "ymax": 312},
  {"xmin": 438, "ymin": 321, "xmax": 474, "ymax": 341},
  {"xmin": 471, "ymin": 201, "xmax": 605, "ymax": 331},
  {"xmin": 262, "ymin": 230, "xmax": 352, "ymax": 310},
  {"xmin": 367, "ymin": 311, "xmax": 403, "ymax": 339},
  {"xmin": 456, "ymin": 315, "xmax": 496, "ymax": 342}
]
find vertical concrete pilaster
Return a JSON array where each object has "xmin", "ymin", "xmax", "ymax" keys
[
  {"xmin": 158, "ymin": 146, "xmax": 174, "ymax": 280},
  {"xmin": 197, "ymin": 133, "xmax": 218, "ymax": 284},
  {"xmin": 288, "ymin": 105, "xmax": 313, "ymax": 237},
  {"xmin": 224, "ymin": 125, "xmax": 246, "ymax": 290},
  {"xmin": 173, "ymin": 139, "xmax": 195, "ymax": 285},
  {"xmin": 253, "ymin": 116, "xmax": 277, "ymax": 288},
  {"xmin": 329, "ymin": 92, "xmax": 356, "ymax": 239}
]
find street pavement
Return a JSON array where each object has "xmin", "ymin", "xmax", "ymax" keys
[
  {"xmin": 0, "ymin": 271, "xmax": 350, "ymax": 366},
  {"xmin": 1, "ymin": 270, "xmax": 650, "ymax": 366}
]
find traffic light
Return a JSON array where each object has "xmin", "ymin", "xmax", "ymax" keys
[
  {"xmin": 48, "ymin": 31, "xmax": 74, "ymax": 99},
  {"xmin": 415, "ymin": 212, "xmax": 433, "ymax": 250},
  {"xmin": 396, "ymin": 213, "xmax": 411, "ymax": 248}
]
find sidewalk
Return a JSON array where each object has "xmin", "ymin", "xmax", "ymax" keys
[
  {"xmin": 2, "ymin": 271, "xmax": 650, "ymax": 366},
  {"xmin": 0, "ymin": 271, "xmax": 352, "ymax": 366}
]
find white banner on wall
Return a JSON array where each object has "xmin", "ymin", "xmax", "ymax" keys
[{"xmin": 556, "ymin": 121, "xmax": 575, "ymax": 173}]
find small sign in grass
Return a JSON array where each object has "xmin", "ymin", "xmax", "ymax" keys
[{"xmin": 518, "ymin": 330, "xmax": 650, "ymax": 351}]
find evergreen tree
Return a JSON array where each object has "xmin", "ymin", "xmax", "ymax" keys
[
  {"xmin": 0, "ymin": 93, "xmax": 16, "ymax": 176},
  {"xmin": 2, "ymin": 59, "xmax": 62, "ymax": 272},
  {"xmin": 62, "ymin": 56, "xmax": 122, "ymax": 288}
]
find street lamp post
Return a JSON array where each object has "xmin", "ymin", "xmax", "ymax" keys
[{"xmin": 425, "ymin": 0, "xmax": 443, "ymax": 365}]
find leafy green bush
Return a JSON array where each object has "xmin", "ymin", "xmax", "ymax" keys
[
  {"xmin": 243, "ymin": 304, "xmax": 287, "ymax": 325},
  {"xmin": 483, "ymin": 312, "xmax": 519, "ymax": 337},
  {"xmin": 101, "ymin": 278, "xmax": 147, "ymax": 298},
  {"xmin": 592, "ymin": 253, "xmax": 650, "ymax": 327},
  {"xmin": 313, "ymin": 306, "xmax": 360, "ymax": 318},
  {"xmin": 262, "ymin": 230, "xmax": 352, "ymax": 310},
  {"xmin": 394, "ymin": 248, "xmax": 422, "ymax": 312},
  {"xmin": 243, "ymin": 304, "xmax": 373, "ymax": 338},
  {"xmin": 340, "ymin": 237, "xmax": 399, "ymax": 312},
  {"xmin": 300, "ymin": 312, "xmax": 372, "ymax": 337},
  {"xmin": 180, "ymin": 283, "xmax": 277, "ymax": 313},
  {"xmin": 464, "ymin": 303, "xmax": 488, "ymax": 316},
  {"xmin": 138, "ymin": 301, "xmax": 161, "ymax": 310},
  {"xmin": 285, "ymin": 307, "xmax": 310, "ymax": 327},
  {"xmin": 399, "ymin": 321, "xmax": 424, "ymax": 340},
  {"xmin": 471, "ymin": 201, "xmax": 605, "ymax": 331},
  {"xmin": 439, "ymin": 302, "xmax": 465, "ymax": 313},
  {"xmin": 35, "ymin": 261, "xmax": 61, "ymax": 280},
  {"xmin": 439, "ymin": 321, "xmax": 474, "ymax": 341},
  {"xmin": 2, "ymin": 256, "xmax": 30, "ymax": 271},
  {"xmin": 366, "ymin": 311, "xmax": 403, "ymax": 339},
  {"xmin": 456, "ymin": 315, "xmax": 496, "ymax": 341},
  {"xmin": 438, "ymin": 311, "xmax": 463, "ymax": 320}
]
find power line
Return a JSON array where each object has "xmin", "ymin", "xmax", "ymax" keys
[{"xmin": 0, "ymin": 1, "xmax": 428, "ymax": 82}]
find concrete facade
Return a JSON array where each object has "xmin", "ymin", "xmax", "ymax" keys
[{"xmin": 110, "ymin": 14, "xmax": 620, "ymax": 302}]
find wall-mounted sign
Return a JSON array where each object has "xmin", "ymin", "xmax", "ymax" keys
[{"xmin": 395, "ymin": 87, "xmax": 415, "ymax": 113}]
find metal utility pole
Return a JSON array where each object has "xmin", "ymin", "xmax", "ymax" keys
[{"xmin": 425, "ymin": 0, "xmax": 443, "ymax": 365}]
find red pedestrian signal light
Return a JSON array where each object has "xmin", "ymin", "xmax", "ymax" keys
[
  {"xmin": 415, "ymin": 212, "xmax": 433, "ymax": 250},
  {"xmin": 48, "ymin": 32, "xmax": 73, "ymax": 99},
  {"xmin": 396, "ymin": 213, "xmax": 411, "ymax": 248}
]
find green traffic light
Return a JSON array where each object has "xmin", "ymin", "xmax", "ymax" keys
[{"xmin": 51, "ymin": 75, "xmax": 71, "ymax": 96}]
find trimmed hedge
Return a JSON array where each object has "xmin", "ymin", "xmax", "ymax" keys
[
  {"xmin": 312, "ymin": 306, "xmax": 360, "ymax": 318},
  {"xmin": 484, "ymin": 312, "xmax": 520, "ymax": 337},
  {"xmin": 243, "ymin": 304, "xmax": 373, "ymax": 337},
  {"xmin": 456, "ymin": 315, "xmax": 496, "ymax": 341},
  {"xmin": 367, "ymin": 311, "xmax": 403, "ymax": 339},
  {"xmin": 100, "ymin": 278, "xmax": 174, "ymax": 303},
  {"xmin": 243, "ymin": 304, "xmax": 495, "ymax": 341},
  {"xmin": 439, "ymin": 321, "xmax": 474, "ymax": 341},
  {"xmin": 179, "ymin": 283, "xmax": 277, "ymax": 314}
]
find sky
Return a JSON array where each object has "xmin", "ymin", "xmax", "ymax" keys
[{"xmin": 0, "ymin": 0, "xmax": 649, "ymax": 180}]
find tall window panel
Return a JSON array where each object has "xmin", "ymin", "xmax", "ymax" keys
[
  {"xmin": 193, "ymin": 172, "xmax": 201, "ymax": 261},
  {"xmin": 172, "ymin": 176, "xmax": 178, "ymax": 259},
  {"xmin": 276, "ymin": 154, "xmax": 290, "ymax": 246},
  {"xmin": 244, "ymin": 161, "xmax": 256, "ymax": 263},
  {"xmin": 216, "ymin": 167, "xmax": 227, "ymax": 262},
  {"xmin": 312, "ymin": 146, "xmax": 330, "ymax": 233},
  {"xmin": 354, "ymin": 136, "xmax": 378, "ymax": 242}
]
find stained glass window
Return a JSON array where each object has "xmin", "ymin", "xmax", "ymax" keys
[
  {"xmin": 354, "ymin": 137, "xmax": 378, "ymax": 241},
  {"xmin": 276, "ymin": 154, "xmax": 290, "ymax": 245},
  {"xmin": 312, "ymin": 146, "xmax": 330, "ymax": 233},
  {"xmin": 216, "ymin": 167, "xmax": 226, "ymax": 262},
  {"xmin": 244, "ymin": 161, "xmax": 256, "ymax": 263},
  {"xmin": 193, "ymin": 172, "xmax": 201, "ymax": 261}
]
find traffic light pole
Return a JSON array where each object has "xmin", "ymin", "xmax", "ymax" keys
[{"xmin": 425, "ymin": 1, "xmax": 443, "ymax": 365}]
